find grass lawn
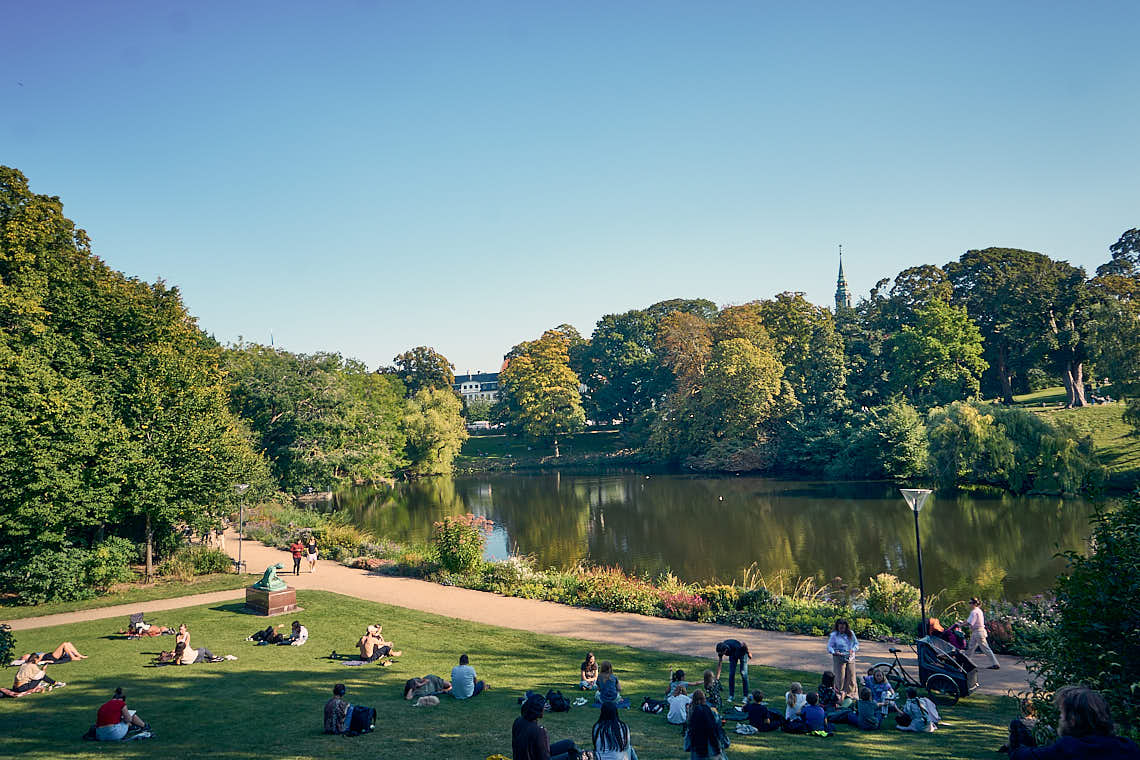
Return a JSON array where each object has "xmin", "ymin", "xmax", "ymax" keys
[
  {"xmin": 0, "ymin": 574, "xmax": 250, "ymax": 621},
  {"xmin": 0, "ymin": 590, "xmax": 1014, "ymax": 759}
]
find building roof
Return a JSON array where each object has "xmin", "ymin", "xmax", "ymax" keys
[{"xmin": 454, "ymin": 372, "xmax": 499, "ymax": 385}]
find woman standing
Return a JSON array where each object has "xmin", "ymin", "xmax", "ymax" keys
[
  {"xmin": 593, "ymin": 701, "xmax": 639, "ymax": 760},
  {"xmin": 305, "ymin": 535, "xmax": 318, "ymax": 574},
  {"xmin": 827, "ymin": 618, "xmax": 859, "ymax": 699},
  {"xmin": 964, "ymin": 597, "xmax": 1000, "ymax": 670}
]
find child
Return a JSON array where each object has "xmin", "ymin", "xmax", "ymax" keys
[
  {"xmin": 785, "ymin": 682, "xmax": 807, "ymax": 720},
  {"xmin": 864, "ymin": 669, "xmax": 897, "ymax": 717},
  {"xmin": 817, "ymin": 671, "xmax": 841, "ymax": 709},
  {"xmin": 666, "ymin": 685, "xmax": 692, "ymax": 725},
  {"xmin": 702, "ymin": 669, "xmax": 723, "ymax": 713},
  {"xmin": 665, "ymin": 669, "xmax": 688, "ymax": 699},
  {"xmin": 742, "ymin": 690, "xmax": 782, "ymax": 732},
  {"xmin": 841, "ymin": 687, "xmax": 882, "ymax": 730},
  {"xmin": 800, "ymin": 692, "xmax": 829, "ymax": 733},
  {"xmin": 595, "ymin": 661, "xmax": 621, "ymax": 706},
  {"xmin": 896, "ymin": 687, "xmax": 936, "ymax": 732}
]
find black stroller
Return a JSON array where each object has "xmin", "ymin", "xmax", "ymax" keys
[{"xmin": 872, "ymin": 635, "xmax": 979, "ymax": 706}]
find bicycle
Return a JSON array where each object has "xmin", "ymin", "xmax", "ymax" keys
[{"xmin": 869, "ymin": 635, "xmax": 978, "ymax": 707}]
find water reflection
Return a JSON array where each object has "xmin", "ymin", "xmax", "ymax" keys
[{"xmin": 333, "ymin": 473, "xmax": 1095, "ymax": 601}]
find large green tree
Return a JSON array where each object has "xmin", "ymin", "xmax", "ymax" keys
[
  {"xmin": 499, "ymin": 330, "xmax": 586, "ymax": 457},
  {"xmin": 391, "ymin": 346, "xmax": 455, "ymax": 395},
  {"xmin": 401, "ymin": 387, "xmax": 468, "ymax": 476},
  {"xmin": 886, "ymin": 300, "xmax": 988, "ymax": 408}
]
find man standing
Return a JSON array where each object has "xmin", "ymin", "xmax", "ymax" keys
[
  {"xmin": 965, "ymin": 597, "xmax": 1000, "ymax": 670},
  {"xmin": 715, "ymin": 639, "xmax": 751, "ymax": 702},
  {"xmin": 451, "ymin": 653, "xmax": 487, "ymax": 699},
  {"xmin": 289, "ymin": 538, "xmax": 304, "ymax": 575}
]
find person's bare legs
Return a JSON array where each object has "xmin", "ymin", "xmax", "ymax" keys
[
  {"xmin": 128, "ymin": 712, "xmax": 146, "ymax": 729},
  {"xmin": 52, "ymin": 642, "xmax": 87, "ymax": 660}
]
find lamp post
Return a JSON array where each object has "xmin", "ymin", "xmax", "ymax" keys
[
  {"xmin": 900, "ymin": 488, "xmax": 932, "ymax": 638},
  {"xmin": 235, "ymin": 483, "xmax": 250, "ymax": 573}
]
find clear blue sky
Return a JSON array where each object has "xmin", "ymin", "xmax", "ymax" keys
[{"xmin": 6, "ymin": 1, "xmax": 1138, "ymax": 373}]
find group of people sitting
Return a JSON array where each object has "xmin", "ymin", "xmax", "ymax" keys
[
  {"xmin": 336, "ymin": 624, "xmax": 400, "ymax": 664},
  {"xmin": 152, "ymin": 623, "xmax": 227, "ymax": 665},
  {"xmin": 402, "ymin": 654, "xmax": 489, "ymax": 706},
  {"xmin": 3, "ymin": 642, "xmax": 87, "ymax": 697}
]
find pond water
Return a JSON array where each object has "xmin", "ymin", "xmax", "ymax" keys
[{"xmin": 333, "ymin": 473, "xmax": 1095, "ymax": 602}]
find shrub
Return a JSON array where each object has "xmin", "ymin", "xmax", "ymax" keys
[
  {"xmin": 86, "ymin": 537, "xmax": 138, "ymax": 590},
  {"xmin": 6, "ymin": 548, "xmax": 97, "ymax": 604},
  {"xmin": 697, "ymin": 584, "xmax": 742, "ymax": 614},
  {"xmin": 574, "ymin": 566, "xmax": 661, "ymax": 616},
  {"xmin": 737, "ymin": 587, "xmax": 776, "ymax": 611},
  {"xmin": 865, "ymin": 573, "xmax": 920, "ymax": 618},
  {"xmin": 0, "ymin": 624, "xmax": 14, "ymax": 664},
  {"xmin": 661, "ymin": 590, "xmax": 709, "ymax": 621},
  {"xmin": 432, "ymin": 514, "xmax": 492, "ymax": 574},
  {"xmin": 1024, "ymin": 497, "xmax": 1140, "ymax": 741},
  {"xmin": 158, "ymin": 545, "xmax": 233, "ymax": 580}
]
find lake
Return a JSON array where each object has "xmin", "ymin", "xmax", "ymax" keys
[{"xmin": 333, "ymin": 472, "xmax": 1095, "ymax": 602}]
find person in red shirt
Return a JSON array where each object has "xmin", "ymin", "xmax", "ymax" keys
[
  {"xmin": 289, "ymin": 539, "xmax": 304, "ymax": 575},
  {"xmin": 95, "ymin": 687, "xmax": 149, "ymax": 741}
]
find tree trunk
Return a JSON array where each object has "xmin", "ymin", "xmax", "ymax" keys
[
  {"xmin": 1062, "ymin": 362, "xmax": 1088, "ymax": 408},
  {"xmin": 145, "ymin": 514, "xmax": 154, "ymax": 581},
  {"xmin": 996, "ymin": 346, "xmax": 1015, "ymax": 405},
  {"xmin": 553, "ymin": 437, "xmax": 560, "ymax": 458}
]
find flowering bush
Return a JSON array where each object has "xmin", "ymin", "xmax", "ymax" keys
[
  {"xmin": 575, "ymin": 566, "xmax": 661, "ymax": 615},
  {"xmin": 432, "ymin": 514, "xmax": 493, "ymax": 574},
  {"xmin": 661, "ymin": 590, "xmax": 710, "ymax": 621}
]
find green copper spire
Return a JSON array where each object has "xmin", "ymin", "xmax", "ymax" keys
[{"xmin": 835, "ymin": 245, "xmax": 852, "ymax": 311}]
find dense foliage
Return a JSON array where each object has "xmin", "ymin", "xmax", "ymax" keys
[
  {"xmin": 1025, "ymin": 495, "xmax": 1140, "ymax": 741},
  {"xmin": 498, "ymin": 330, "xmax": 586, "ymax": 456}
]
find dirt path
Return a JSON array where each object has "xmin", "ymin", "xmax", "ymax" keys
[{"xmin": 6, "ymin": 532, "xmax": 1031, "ymax": 698}]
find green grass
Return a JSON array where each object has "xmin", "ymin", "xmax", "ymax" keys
[
  {"xmin": 0, "ymin": 574, "xmax": 250, "ymax": 621},
  {"xmin": 459, "ymin": 428, "xmax": 626, "ymax": 465},
  {"xmin": 1011, "ymin": 386, "xmax": 1069, "ymax": 406},
  {"xmin": 0, "ymin": 590, "xmax": 1014, "ymax": 759}
]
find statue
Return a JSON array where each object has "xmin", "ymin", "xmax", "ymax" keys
[{"xmin": 252, "ymin": 562, "xmax": 287, "ymax": 591}]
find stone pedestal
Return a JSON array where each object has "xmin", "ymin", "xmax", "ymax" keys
[{"xmin": 244, "ymin": 586, "xmax": 298, "ymax": 616}]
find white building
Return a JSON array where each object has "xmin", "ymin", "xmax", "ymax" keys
[{"xmin": 453, "ymin": 372, "xmax": 499, "ymax": 403}]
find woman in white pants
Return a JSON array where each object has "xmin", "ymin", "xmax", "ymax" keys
[{"xmin": 965, "ymin": 597, "xmax": 1000, "ymax": 669}]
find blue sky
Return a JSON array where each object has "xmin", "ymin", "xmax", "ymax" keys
[{"xmin": 6, "ymin": 1, "xmax": 1138, "ymax": 373}]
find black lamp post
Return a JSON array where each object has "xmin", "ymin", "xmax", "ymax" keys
[
  {"xmin": 900, "ymin": 488, "xmax": 932, "ymax": 638},
  {"xmin": 235, "ymin": 483, "xmax": 250, "ymax": 573}
]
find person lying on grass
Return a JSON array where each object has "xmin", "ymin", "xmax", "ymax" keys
[
  {"xmin": 405, "ymin": 675, "xmax": 452, "ymax": 700},
  {"xmin": 173, "ymin": 641, "xmax": 223, "ymax": 665},
  {"xmin": 13, "ymin": 641, "xmax": 87, "ymax": 665},
  {"xmin": 12, "ymin": 653, "xmax": 64, "ymax": 693},
  {"xmin": 248, "ymin": 620, "xmax": 308, "ymax": 646},
  {"xmin": 93, "ymin": 687, "xmax": 150, "ymax": 741}
]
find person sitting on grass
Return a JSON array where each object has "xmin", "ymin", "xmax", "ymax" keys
[
  {"xmin": 864, "ymin": 668, "xmax": 898, "ymax": 717},
  {"xmin": 800, "ymin": 692, "xmax": 830, "ymax": 733},
  {"xmin": 742, "ymin": 690, "xmax": 782, "ymax": 732},
  {"xmin": 14, "ymin": 641, "xmax": 87, "ymax": 664},
  {"xmin": 451, "ymin": 653, "xmax": 487, "ymax": 699},
  {"xmin": 324, "ymin": 683, "xmax": 354, "ymax": 735},
  {"xmin": 357, "ymin": 625, "xmax": 401, "ymax": 662},
  {"xmin": 837, "ymin": 687, "xmax": 881, "ymax": 730},
  {"xmin": 784, "ymin": 682, "xmax": 806, "ymax": 720},
  {"xmin": 512, "ymin": 691, "xmax": 582, "ymax": 760},
  {"xmin": 94, "ymin": 687, "xmax": 150, "ymax": 741},
  {"xmin": 404, "ymin": 675, "xmax": 452, "ymax": 700},
  {"xmin": 665, "ymin": 669, "xmax": 689, "ymax": 699},
  {"xmin": 282, "ymin": 620, "xmax": 308, "ymax": 646},
  {"xmin": 895, "ymin": 687, "xmax": 936, "ymax": 732},
  {"xmin": 580, "ymin": 652, "xmax": 599, "ymax": 690},
  {"xmin": 173, "ymin": 640, "xmax": 222, "ymax": 665},
  {"xmin": 595, "ymin": 661, "xmax": 622, "ymax": 706},
  {"xmin": 12, "ymin": 653, "xmax": 64, "ymax": 693},
  {"xmin": 687, "ymin": 690, "xmax": 726, "ymax": 759},
  {"xmin": 1008, "ymin": 685, "xmax": 1140, "ymax": 759},
  {"xmin": 817, "ymin": 671, "xmax": 841, "ymax": 710},
  {"xmin": 593, "ymin": 700, "xmax": 639, "ymax": 760},
  {"xmin": 666, "ymin": 685, "xmax": 692, "ymax": 725}
]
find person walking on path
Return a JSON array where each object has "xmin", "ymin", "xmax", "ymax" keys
[
  {"xmin": 714, "ymin": 639, "xmax": 750, "ymax": 702},
  {"xmin": 289, "ymin": 539, "xmax": 304, "ymax": 576},
  {"xmin": 305, "ymin": 535, "xmax": 318, "ymax": 573},
  {"xmin": 964, "ymin": 597, "xmax": 1000, "ymax": 670},
  {"xmin": 827, "ymin": 618, "xmax": 859, "ymax": 698}
]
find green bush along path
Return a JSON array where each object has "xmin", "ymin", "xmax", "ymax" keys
[
  {"xmin": 0, "ymin": 574, "xmax": 249, "ymax": 621},
  {"xmin": 0, "ymin": 590, "xmax": 1014, "ymax": 760}
]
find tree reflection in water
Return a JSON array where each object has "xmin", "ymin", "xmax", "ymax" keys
[{"xmin": 332, "ymin": 473, "xmax": 1095, "ymax": 601}]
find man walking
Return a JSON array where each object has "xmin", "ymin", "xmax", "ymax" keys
[{"xmin": 965, "ymin": 597, "xmax": 1000, "ymax": 670}]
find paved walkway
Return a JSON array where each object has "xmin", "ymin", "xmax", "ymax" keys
[
  {"xmin": 7, "ymin": 531, "xmax": 1030, "ymax": 697},
  {"xmin": 3, "ymin": 589, "xmax": 245, "ymax": 631}
]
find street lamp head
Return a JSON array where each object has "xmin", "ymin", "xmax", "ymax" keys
[
  {"xmin": 235, "ymin": 483, "xmax": 250, "ymax": 494},
  {"xmin": 900, "ymin": 488, "xmax": 932, "ymax": 513}
]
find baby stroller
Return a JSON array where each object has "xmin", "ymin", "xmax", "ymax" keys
[{"xmin": 917, "ymin": 635, "xmax": 978, "ymax": 705}]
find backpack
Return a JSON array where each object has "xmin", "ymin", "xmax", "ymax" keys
[
  {"xmin": 346, "ymin": 705, "xmax": 376, "ymax": 735},
  {"xmin": 546, "ymin": 689, "xmax": 570, "ymax": 712}
]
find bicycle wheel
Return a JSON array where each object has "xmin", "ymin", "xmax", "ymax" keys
[
  {"xmin": 870, "ymin": 662, "xmax": 906, "ymax": 694},
  {"xmin": 925, "ymin": 673, "xmax": 960, "ymax": 707}
]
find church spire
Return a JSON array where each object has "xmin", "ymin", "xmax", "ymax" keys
[{"xmin": 835, "ymin": 244, "xmax": 852, "ymax": 311}]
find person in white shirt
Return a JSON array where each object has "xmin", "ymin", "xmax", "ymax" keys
[
  {"xmin": 964, "ymin": 597, "xmax": 1000, "ymax": 669},
  {"xmin": 665, "ymin": 684, "xmax": 692, "ymax": 724},
  {"xmin": 285, "ymin": 620, "xmax": 308, "ymax": 646},
  {"xmin": 826, "ymin": 618, "xmax": 860, "ymax": 698},
  {"xmin": 785, "ymin": 682, "xmax": 807, "ymax": 720}
]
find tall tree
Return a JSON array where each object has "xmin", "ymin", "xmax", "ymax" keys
[
  {"xmin": 401, "ymin": 387, "xmax": 468, "ymax": 476},
  {"xmin": 391, "ymin": 346, "xmax": 455, "ymax": 395},
  {"xmin": 886, "ymin": 300, "xmax": 988, "ymax": 408},
  {"xmin": 500, "ymin": 331, "xmax": 586, "ymax": 457}
]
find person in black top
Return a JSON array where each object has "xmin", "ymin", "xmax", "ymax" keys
[
  {"xmin": 687, "ymin": 690, "xmax": 724, "ymax": 759},
  {"xmin": 714, "ymin": 639, "xmax": 750, "ymax": 702},
  {"xmin": 743, "ymin": 690, "xmax": 783, "ymax": 732},
  {"xmin": 512, "ymin": 693, "xmax": 580, "ymax": 760},
  {"xmin": 1009, "ymin": 686, "xmax": 1140, "ymax": 759}
]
